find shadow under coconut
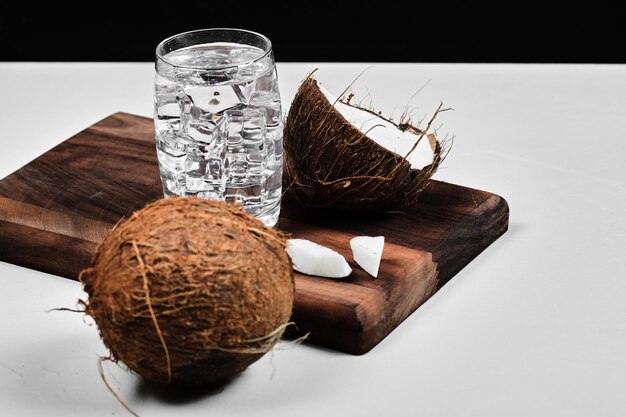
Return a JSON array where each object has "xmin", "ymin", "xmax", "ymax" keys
[{"xmin": 133, "ymin": 375, "xmax": 239, "ymax": 405}]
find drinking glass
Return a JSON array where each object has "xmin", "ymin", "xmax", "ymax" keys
[{"xmin": 154, "ymin": 29, "xmax": 283, "ymax": 226}]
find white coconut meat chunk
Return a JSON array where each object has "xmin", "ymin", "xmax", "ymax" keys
[
  {"xmin": 350, "ymin": 236, "xmax": 385, "ymax": 278},
  {"xmin": 286, "ymin": 239, "xmax": 352, "ymax": 279},
  {"xmin": 318, "ymin": 85, "xmax": 436, "ymax": 170}
]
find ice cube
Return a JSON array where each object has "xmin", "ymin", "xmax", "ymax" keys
[
  {"xmin": 220, "ymin": 108, "xmax": 265, "ymax": 151},
  {"xmin": 184, "ymin": 153, "xmax": 208, "ymax": 178},
  {"xmin": 185, "ymin": 176, "xmax": 210, "ymax": 193},
  {"xmin": 246, "ymin": 151, "xmax": 265, "ymax": 175},
  {"xmin": 157, "ymin": 149, "xmax": 186, "ymax": 174},
  {"xmin": 231, "ymin": 80, "xmax": 255, "ymax": 106},
  {"xmin": 176, "ymin": 89, "xmax": 192, "ymax": 112},
  {"xmin": 226, "ymin": 152, "xmax": 248, "ymax": 177},
  {"xmin": 188, "ymin": 120, "xmax": 217, "ymax": 144},
  {"xmin": 197, "ymin": 191, "xmax": 223, "ymax": 200},
  {"xmin": 165, "ymin": 134, "xmax": 196, "ymax": 155},
  {"xmin": 199, "ymin": 69, "xmax": 232, "ymax": 84},
  {"xmin": 242, "ymin": 110, "xmax": 266, "ymax": 144},
  {"xmin": 176, "ymin": 89, "xmax": 193, "ymax": 136},
  {"xmin": 264, "ymin": 136, "xmax": 275, "ymax": 159},
  {"xmin": 156, "ymin": 133, "xmax": 185, "ymax": 158},
  {"xmin": 264, "ymin": 167, "xmax": 283, "ymax": 193},
  {"xmin": 221, "ymin": 113, "xmax": 245, "ymax": 153},
  {"xmin": 159, "ymin": 166, "xmax": 184, "ymax": 197},
  {"xmin": 155, "ymin": 84, "xmax": 181, "ymax": 120},
  {"xmin": 250, "ymin": 91, "xmax": 281, "ymax": 127},
  {"xmin": 206, "ymin": 157, "xmax": 224, "ymax": 181},
  {"xmin": 185, "ymin": 68, "xmax": 232, "ymax": 86},
  {"xmin": 225, "ymin": 180, "xmax": 264, "ymax": 203},
  {"xmin": 185, "ymin": 84, "xmax": 246, "ymax": 115}
]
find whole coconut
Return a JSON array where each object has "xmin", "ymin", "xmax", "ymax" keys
[{"xmin": 81, "ymin": 198, "xmax": 294, "ymax": 385}]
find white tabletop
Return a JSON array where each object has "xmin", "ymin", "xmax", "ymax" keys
[{"xmin": 1, "ymin": 63, "xmax": 625, "ymax": 417}]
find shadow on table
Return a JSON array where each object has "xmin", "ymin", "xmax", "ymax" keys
[{"xmin": 133, "ymin": 376, "xmax": 238, "ymax": 405}]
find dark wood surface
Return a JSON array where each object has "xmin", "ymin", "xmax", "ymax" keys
[{"xmin": 0, "ymin": 113, "xmax": 509, "ymax": 354}]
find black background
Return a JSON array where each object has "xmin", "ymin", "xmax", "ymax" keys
[{"xmin": 0, "ymin": 2, "xmax": 622, "ymax": 63}]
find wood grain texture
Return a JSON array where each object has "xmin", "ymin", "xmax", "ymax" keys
[{"xmin": 0, "ymin": 113, "xmax": 509, "ymax": 354}]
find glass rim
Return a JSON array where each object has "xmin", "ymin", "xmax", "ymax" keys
[{"xmin": 155, "ymin": 28, "xmax": 273, "ymax": 70}]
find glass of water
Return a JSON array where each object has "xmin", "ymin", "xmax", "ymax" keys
[{"xmin": 154, "ymin": 29, "xmax": 283, "ymax": 226}]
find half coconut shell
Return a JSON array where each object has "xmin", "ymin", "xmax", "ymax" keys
[{"xmin": 283, "ymin": 74, "xmax": 447, "ymax": 212}]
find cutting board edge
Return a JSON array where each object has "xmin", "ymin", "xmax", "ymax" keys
[
  {"xmin": 0, "ymin": 219, "xmax": 96, "ymax": 279},
  {"xmin": 432, "ymin": 192, "xmax": 509, "ymax": 287}
]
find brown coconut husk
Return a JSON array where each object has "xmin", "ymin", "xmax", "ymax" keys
[
  {"xmin": 283, "ymin": 74, "xmax": 449, "ymax": 212},
  {"xmin": 80, "ymin": 197, "xmax": 294, "ymax": 386}
]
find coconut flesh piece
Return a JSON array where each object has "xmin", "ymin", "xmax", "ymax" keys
[
  {"xmin": 319, "ymin": 85, "xmax": 437, "ymax": 170},
  {"xmin": 350, "ymin": 236, "xmax": 385, "ymax": 278},
  {"xmin": 286, "ymin": 239, "xmax": 352, "ymax": 278}
]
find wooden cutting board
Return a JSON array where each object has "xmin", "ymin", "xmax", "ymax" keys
[{"xmin": 0, "ymin": 113, "xmax": 508, "ymax": 355}]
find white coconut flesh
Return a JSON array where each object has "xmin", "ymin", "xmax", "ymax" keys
[
  {"xmin": 350, "ymin": 236, "xmax": 385, "ymax": 278},
  {"xmin": 319, "ymin": 85, "xmax": 437, "ymax": 170},
  {"xmin": 286, "ymin": 239, "xmax": 352, "ymax": 279}
]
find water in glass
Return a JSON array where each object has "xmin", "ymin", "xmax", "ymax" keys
[{"xmin": 154, "ymin": 40, "xmax": 282, "ymax": 226}]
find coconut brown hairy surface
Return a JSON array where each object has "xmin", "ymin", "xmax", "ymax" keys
[
  {"xmin": 81, "ymin": 197, "xmax": 294, "ymax": 385},
  {"xmin": 284, "ymin": 74, "xmax": 447, "ymax": 212}
]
